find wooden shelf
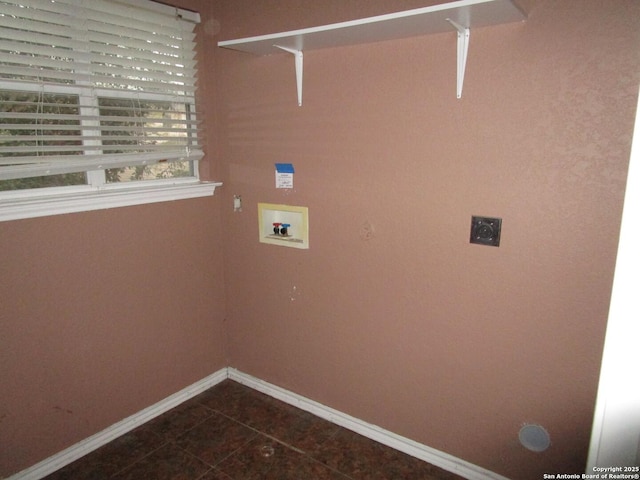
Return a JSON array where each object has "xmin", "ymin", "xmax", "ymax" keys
[{"xmin": 218, "ymin": 0, "xmax": 526, "ymax": 104}]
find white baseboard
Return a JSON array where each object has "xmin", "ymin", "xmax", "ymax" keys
[
  {"xmin": 8, "ymin": 368, "xmax": 228, "ymax": 480},
  {"xmin": 10, "ymin": 367, "xmax": 507, "ymax": 480},
  {"xmin": 228, "ymin": 368, "xmax": 509, "ymax": 480}
]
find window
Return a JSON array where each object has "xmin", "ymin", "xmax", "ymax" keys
[{"xmin": 0, "ymin": 0, "xmax": 219, "ymax": 221}]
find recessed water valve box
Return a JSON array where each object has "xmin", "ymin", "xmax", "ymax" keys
[
  {"xmin": 258, "ymin": 203, "xmax": 309, "ymax": 249},
  {"xmin": 470, "ymin": 216, "xmax": 502, "ymax": 247}
]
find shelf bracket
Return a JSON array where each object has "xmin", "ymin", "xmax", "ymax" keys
[
  {"xmin": 446, "ymin": 19, "xmax": 470, "ymax": 99},
  {"xmin": 274, "ymin": 45, "xmax": 304, "ymax": 106}
]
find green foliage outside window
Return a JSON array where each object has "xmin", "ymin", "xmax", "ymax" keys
[{"xmin": 1, "ymin": 92, "xmax": 193, "ymax": 190}]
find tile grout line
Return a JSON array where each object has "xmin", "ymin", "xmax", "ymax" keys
[
  {"xmin": 107, "ymin": 438, "xmax": 170, "ymax": 479},
  {"xmin": 107, "ymin": 404, "xmax": 222, "ymax": 478},
  {"xmin": 198, "ymin": 394, "xmax": 357, "ymax": 480},
  {"xmin": 189, "ymin": 389, "xmax": 356, "ymax": 480}
]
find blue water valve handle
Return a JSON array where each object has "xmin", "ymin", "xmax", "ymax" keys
[{"xmin": 280, "ymin": 224, "xmax": 291, "ymax": 236}]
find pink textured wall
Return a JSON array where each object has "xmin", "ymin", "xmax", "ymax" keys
[
  {"xmin": 0, "ymin": 200, "xmax": 227, "ymax": 476},
  {"xmin": 217, "ymin": 0, "xmax": 639, "ymax": 478},
  {"xmin": 0, "ymin": 1, "xmax": 227, "ymax": 476},
  {"xmin": 2, "ymin": 1, "xmax": 638, "ymax": 478}
]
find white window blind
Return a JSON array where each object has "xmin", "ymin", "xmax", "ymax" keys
[{"xmin": 0, "ymin": 0, "xmax": 202, "ymax": 181}]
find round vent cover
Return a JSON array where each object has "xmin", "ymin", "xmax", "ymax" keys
[{"xmin": 519, "ymin": 424, "xmax": 551, "ymax": 452}]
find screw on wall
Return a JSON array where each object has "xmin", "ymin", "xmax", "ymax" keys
[{"xmin": 289, "ymin": 285, "xmax": 301, "ymax": 302}]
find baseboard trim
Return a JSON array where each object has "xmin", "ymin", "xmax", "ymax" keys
[
  {"xmin": 8, "ymin": 368, "xmax": 228, "ymax": 480},
  {"xmin": 10, "ymin": 367, "xmax": 508, "ymax": 480},
  {"xmin": 228, "ymin": 368, "xmax": 509, "ymax": 480}
]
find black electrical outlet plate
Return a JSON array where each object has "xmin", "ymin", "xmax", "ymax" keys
[{"xmin": 470, "ymin": 216, "xmax": 502, "ymax": 247}]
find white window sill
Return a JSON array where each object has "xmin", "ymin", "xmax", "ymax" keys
[{"xmin": 0, "ymin": 180, "xmax": 222, "ymax": 222}]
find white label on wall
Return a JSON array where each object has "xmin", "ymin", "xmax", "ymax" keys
[{"xmin": 275, "ymin": 163, "xmax": 295, "ymax": 189}]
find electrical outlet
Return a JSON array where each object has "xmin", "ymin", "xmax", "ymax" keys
[{"xmin": 470, "ymin": 216, "xmax": 502, "ymax": 247}]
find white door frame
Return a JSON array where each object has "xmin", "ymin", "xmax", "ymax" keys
[{"xmin": 587, "ymin": 88, "xmax": 640, "ymax": 470}]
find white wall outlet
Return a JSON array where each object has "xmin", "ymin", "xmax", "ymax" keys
[{"xmin": 233, "ymin": 195, "xmax": 242, "ymax": 212}]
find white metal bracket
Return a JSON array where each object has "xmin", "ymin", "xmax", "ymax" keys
[
  {"xmin": 274, "ymin": 45, "xmax": 304, "ymax": 106},
  {"xmin": 273, "ymin": 20, "xmax": 469, "ymax": 104},
  {"xmin": 446, "ymin": 19, "xmax": 470, "ymax": 99}
]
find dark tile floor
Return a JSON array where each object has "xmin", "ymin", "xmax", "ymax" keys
[{"xmin": 44, "ymin": 380, "xmax": 466, "ymax": 480}]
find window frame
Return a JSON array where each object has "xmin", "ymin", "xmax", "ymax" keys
[
  {"xmin": 0, "ymin": 0, "xmax": 221, "ymax": 222},
  {"xmin": 0, "ymin": 177, "xmax": 220, "ymax": 221}
]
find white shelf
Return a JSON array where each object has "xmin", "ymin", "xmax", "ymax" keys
[{"xmin": 218, "ymin": 0, "xmax": 526, "ymax": 104}]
